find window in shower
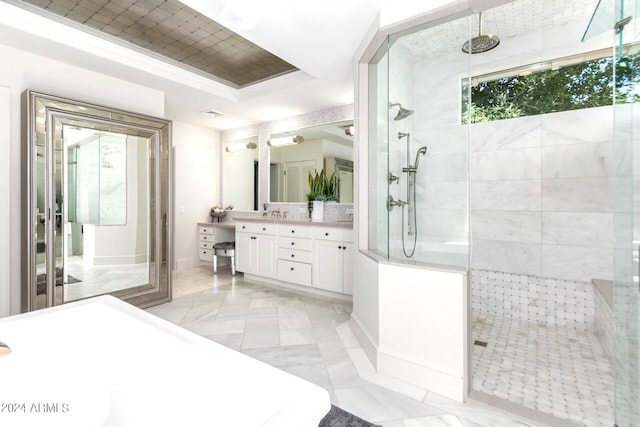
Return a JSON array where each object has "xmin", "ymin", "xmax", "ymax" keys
[{"xmin": 463, "ymin": 43, "xmax": 640, "ymax": 123}]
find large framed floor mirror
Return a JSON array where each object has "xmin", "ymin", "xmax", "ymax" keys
[{"xmin": 23, "ymin": 91, "xmax": 172, "ymax": 311}]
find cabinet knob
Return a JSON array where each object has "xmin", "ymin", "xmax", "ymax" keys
[
  {"xmin": 251, "ymin": 236, "xmax": 257, "ymax": 240},
  {"xmin": 343, "ymin": 246, "xmax": 347, "ymax": 250},
  {"xmin": 291, "ymin": 242, "xmax": 295, "ymax": 246},
  {"xmin": 291, "ymin": 230, "xmax": 295, "ymax": 233},
  {"xmin": 338, "ymin": 245, "xmax": 342, "ymax": 249},
  {"xmin": 242, "ymin": 226, "xmax": 246, "ymax": 229},
  {"xmin": 290, "ymin": 267, "xmax": 294, "ymax": 271},
  {"xmin": 291, "ymin": 254, "xmax": 295, "ymax": 258},
  {"xmin": 262, "ymin": 227, "xmax": 266, "ymax": 231},
  {"xmin": 325, "ymin": 232, "xmax": 329, "ymax": 236}
]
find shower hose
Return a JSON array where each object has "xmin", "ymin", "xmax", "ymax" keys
[{"xmin": 401, "ymin": 174, "xmax": 418, "ymax": 258}]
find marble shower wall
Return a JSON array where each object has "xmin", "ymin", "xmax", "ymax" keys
[{"xmin": 470, "ymin": 105, "xmax": 616, "ymax": 283}]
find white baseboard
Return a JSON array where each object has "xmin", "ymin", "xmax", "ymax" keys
[
  {"xmin": 243, "ymin": 274, "xmax": 353, "ymax": 302},
  {"xmin": 350, "ymin": 314, "xmax": 379, "ymax": 368}
]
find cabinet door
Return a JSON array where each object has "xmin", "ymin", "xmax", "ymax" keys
[
  {"xmin": 256, "ymin": 235, "xmax": 277, "ymax": 279},
  {"xmin": 312, "ymin": 240, "xmax": 343, "ymax": 293},
  {"xmin": 236, "ymin": 233, "xmax": 255, "ymax": 274},
  {"xmin": 342, "ymin": 244, "xmax": 353, "ymax": 295}
]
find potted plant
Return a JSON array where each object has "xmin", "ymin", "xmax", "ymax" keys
[{"xmin": 307, "ymin": 169, "xmax": 336, "ymax": 221}]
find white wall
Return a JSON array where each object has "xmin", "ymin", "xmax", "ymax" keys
[
  {"xmin": 172, "ymin": 122, "xmax": 220, "ymax": 270},
  {"xmin": 0, "ymin": 43, "xmax": 165, "ymax": 315},
  {"xmin": 86, "ymin": 138, "xmax": 150, "ymax": 266},
  {"xmin": 0, "ymin": 86, "xmax": 10, "ymax": 318}
]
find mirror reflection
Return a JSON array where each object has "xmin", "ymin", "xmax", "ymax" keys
[
  {"xmin": 222, "ymin": 136, "xmax": 259, "ymax": 211},
  {"xmin": 63, "ymin": 125, "xmax": 151, "ymax": 303},
  {"xmin": 269, "ymin": 121, "xmax": 354, "ymax": 203},
  {"xmin": 65, "ymin": 127, "xmax": 127, "ymax": 225}
]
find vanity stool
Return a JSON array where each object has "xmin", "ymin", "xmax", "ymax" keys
[{"xmin": 213, "ymin": 241, "xmax": 236, "ymax": 275}]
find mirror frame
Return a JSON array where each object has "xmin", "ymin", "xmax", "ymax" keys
[{"xmin": 23, "ymin": 90, "xmax": 173, "ymax": 311}]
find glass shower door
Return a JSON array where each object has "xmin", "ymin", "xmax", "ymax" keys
[{"xmin": 614, "ymin": 0, "xmax": 640, "ymax": 425}]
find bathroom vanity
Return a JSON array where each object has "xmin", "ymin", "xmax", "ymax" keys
[{"xmin": 235, "ymin": 218, "xmax": 353, "ymax": 297}]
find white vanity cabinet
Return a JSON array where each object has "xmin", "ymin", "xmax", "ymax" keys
[
  {"xmin": 235, "ymin": 221, "xmax": 277, "ymax": 279},
  {"xmin": 236, "ymin": 219, "xmax": 353, "ymax": 296},
  {"xmin": 312, "ymin": 228, "xmax": 354, "ymax": 294},
  {"xmin": 198, "ymin": 225, "xmax": 214, "ymax": 261}
]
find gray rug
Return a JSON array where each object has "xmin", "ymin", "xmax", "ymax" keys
[{"xmin": 319, "ymin": 405, "xmax": 380, "ymax": 427}]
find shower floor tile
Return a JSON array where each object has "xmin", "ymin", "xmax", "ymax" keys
[{"xmin": 472, "ymin": 314, "xmax": 614, "ymax": 427}]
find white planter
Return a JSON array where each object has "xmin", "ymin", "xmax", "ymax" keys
[{"xmin": 311, "ymin": 201, "xmax": 324, "ymax": 222}]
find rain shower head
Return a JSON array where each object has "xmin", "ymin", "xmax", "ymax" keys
[
  {"xmin": 462, "ymin": 12, "xmax": 500, "ymax": 54},
  {"xmin": 389, "ymin": 103, "xmax": 414, "ymax": 121}
]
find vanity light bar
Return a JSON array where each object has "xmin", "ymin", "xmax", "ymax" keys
[
  {"xmin": 225, "ymin": 142, "xmax": 257, "ymax": 152},
  {"xmin": 267, "ymin": 135, "xmax": 304, "ymax": 147}
]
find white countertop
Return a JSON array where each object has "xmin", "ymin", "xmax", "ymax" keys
[{"xmin": 200, "ymin": 218, "xmax": 353, "ymax": 229}]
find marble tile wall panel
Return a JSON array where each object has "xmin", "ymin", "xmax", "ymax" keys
[
  {"xmin": 470, "ymin": 180, "xmax": 541, "ymax": 211},
  {"xmin": 471, "ymin": 239, "xmax": 542, "ymax": 276},
  {"xmin": 471, "ymin": 210, "xmax": 541, "ymax": 243},
  {"xmin": 422, "ymin": 152, "xmax": 468, "ymax": 183},
  {"xmin": 542, "ymin": 177, "xmax": 614, "ymax": 213},
  {"xmin": 412, "ymin": 124, "xmax": 468, "ymax": 155},
  {"xmin": 469, "ymin": 115, "xmax": 541, "ymax": 152},
  {"xmin": 471, "ymin": 269, "xmax": 596, "ymax": 331},
  {"xmin": 542, "ymin": 244, "xmax": 613, "ymax": 282},
  {"xmin": 542, "ymin": 212, "xmax": 613, "ymax": 248},
  {"xmin": 422, "ymin": 182, "xmax": 468, "ymax": 210},
  {"xmin": 419, "ymin": 209, "xmax": 468, "ymax": 238},
  {"xmin": 542, "ymin": 142, "xmax": 613, "ymax": 179},
  {"xmin": 541, "ymin": 106, "xmax": 614, "ymax": 146},
  {"xmin": 470, "ymin": 148, "xmax": 541, "ymax": 181},
  {"xmin": 414, "ymin": 51, "xmax": 468, "ymax": 126}
]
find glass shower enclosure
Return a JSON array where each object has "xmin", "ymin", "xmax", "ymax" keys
[{"xmin": 367, "ymin": 14, "xmax": 471, "ymax": 269}]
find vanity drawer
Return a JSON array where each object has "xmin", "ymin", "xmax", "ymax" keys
[
  {"xmin": 313, "ymin": 227, "xmax": 345, "ymax": 242},
  {"xmin": 199, "ymin": 226, "xmax": 214, "ymax": 235},
  {"xmin": 200, "ymin": 233, "xmax": 214, "ymax": 242},
  {"xmin": 278, "ymin": 236, "xmax": 312, "ymax": 251},
  {"xmin": 278, "ymin": 248, "xmax": 312, "ymax": 264},
  {"xmin": 200, "ymin": 241, "xmax": 214, "ymax": 250},
  {"xmin": 235, "ymin": 222, "xmax": 256, "ymax": 233},
  {"xmin": 278, "ymin": 260, "xmax": 312, "ymax": 286},
  {"xmin": 199, "ymin": 249, "xmax": 213, "ymax": 262},
  {"xmin": 254, "ymin": 223, "xmax": 277, "ymax": 235},
  {"xmin": 277, "ymin": 224, "xmax": 312, "ymax": 239}
]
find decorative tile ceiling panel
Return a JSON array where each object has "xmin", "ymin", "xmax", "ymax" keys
[{"xmin": 18, "ymin": 0, "xmax": 298, "ymax": 87}]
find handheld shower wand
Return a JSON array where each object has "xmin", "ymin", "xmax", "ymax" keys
[{"xmin": 402, "ymin": 146, "xmax": 428, "ymax": 173}]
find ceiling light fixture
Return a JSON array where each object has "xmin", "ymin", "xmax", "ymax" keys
[
  {"xmin": 201, "ymin": 109, "xmax": 225, "ymax": 117},
  {"xmin": 225, "ymin": 142, "xmax": 257, "ymax": 152},
  {"xmin": 268, "ymin": 135, "xmax": 304, "ymax": 147}
]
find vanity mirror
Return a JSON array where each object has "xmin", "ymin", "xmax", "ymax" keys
[
  {"xmin": 222, "ymin": 136, "xmax": 259, "ymax": 211},
  {"xmin": 24, "ymin": 91, "xmax": 172, "ymax": 312},
  {"xmin": 269, "ymin": 121, "xmax": 354, "ymax": 203}
]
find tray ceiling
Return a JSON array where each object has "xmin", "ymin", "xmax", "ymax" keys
[{"xmin": 17, "ymin": 0, "xmax": 298, "ymax": 87}]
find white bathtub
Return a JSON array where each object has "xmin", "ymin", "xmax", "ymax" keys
[{"xmin": 0, "ymin": 296, "xmax": 330, "ymax": 427}]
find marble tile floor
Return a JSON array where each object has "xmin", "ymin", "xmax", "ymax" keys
[
  {"xmin": 146, "ymin": 266, "xmax": 558, "ymax": 427},
  {"xmin": 62, "ymin": 255, "xmax": 150, "ymax": 301},
  {"xmin": 472, "ymin": 313, "xmax": 614, "ymax": 427}
]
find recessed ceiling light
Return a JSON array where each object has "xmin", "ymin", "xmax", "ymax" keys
[{"xmin": 201, "ymin": 109, "xmax": 225, "ymax": 117}]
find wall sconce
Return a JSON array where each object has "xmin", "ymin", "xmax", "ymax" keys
[
  {"xmin": 225, "ymin": 142, "xmax": 257, "ymax": 153},
  {"xmin": 268, "ymin": 135, "xmax": 304, "ymax": 147}
]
